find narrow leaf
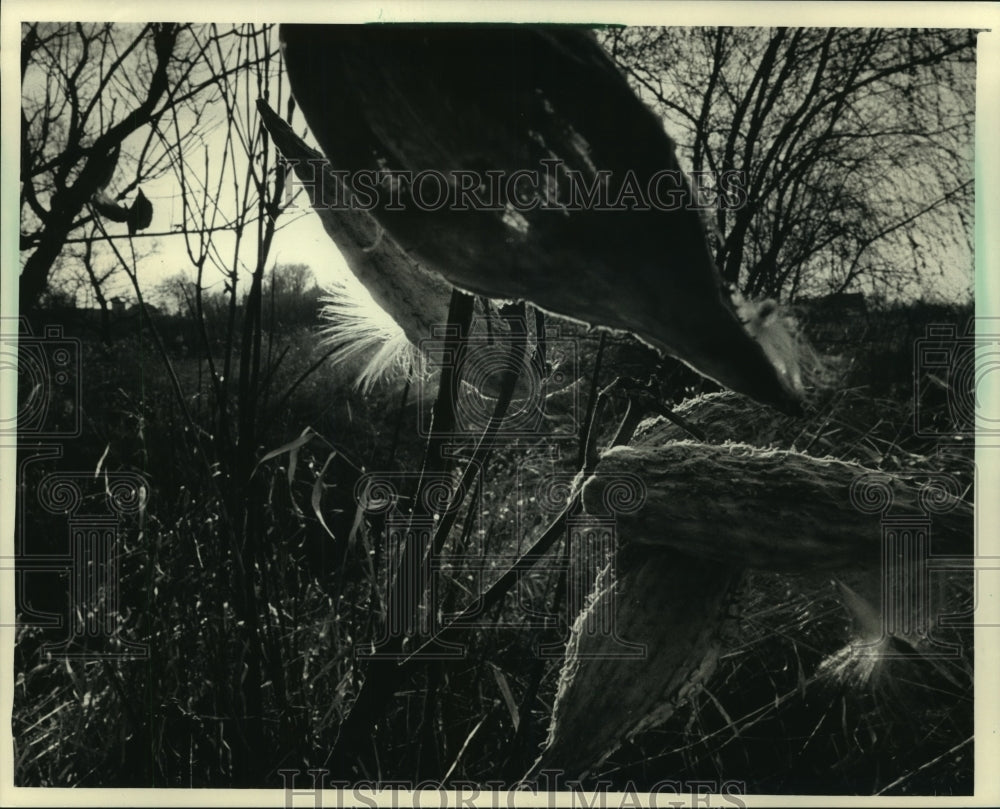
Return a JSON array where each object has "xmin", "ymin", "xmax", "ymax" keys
[
  {"xmin": 255, "ymin": 426, "xmax": 315, "ymax": 474},
  {"xmin": 489, "ymin": 662, "xmax": 520, "ymax": 732},
  {"xmin": 312, "ymin": 450, "xmax": 339, "ymax": 542}
]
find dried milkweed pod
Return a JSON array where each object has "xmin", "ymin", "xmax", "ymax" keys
[{"xmin": 278, "ymin": 25, "xmax": 817, "ymax": 413}]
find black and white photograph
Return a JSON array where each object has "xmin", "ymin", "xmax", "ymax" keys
[{"xmin": 2, "ymin": 2, "xmax": 998, "ymax": 806}]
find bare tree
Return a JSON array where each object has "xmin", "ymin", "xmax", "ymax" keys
[
  {"xmin": 604, "ymin": 27, "xmax": 976, "ymax": 301},
  {"xmin": 18, "ymin": 23, "xmax": 273, "ymax": 311}
]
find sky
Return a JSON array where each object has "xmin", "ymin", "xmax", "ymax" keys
[
  {"xmin": 16, "ymin": 22, "xmax": 353, "ymax": 309},
  {"xmin": 10, "ymin": 12, "xmax": 989, "ymax": 313},
  {"xmin": 123, "ymin": 171, "xmax": 352, "ymax": 304}
]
